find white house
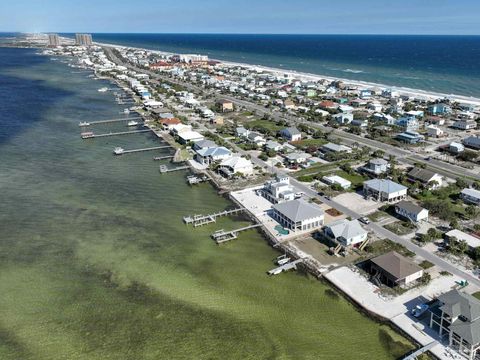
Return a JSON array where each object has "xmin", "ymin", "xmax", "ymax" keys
[
  {"xmin": 461, "ymin": 188, "xmax": 480, "ymax": 205},
  {"xmin": 427, "ymin": 125, "xmax": 444, "ymax": 138},
  {"xmin": 265, "ymin": 140, "xmax": 283, "ymax": 152},
  {"xmin": 323, "ymin": 219, "xmax": 368, "ymax": 247},
  {"xmin": 272, "ymin": 199, "xmax": 324, "ymax": 232},
  {"xmin": 333, "ymin": 112, "xmax": 354, "ymax": 125},
  {"xmin": 453, "ymin": 119, "xmax": 477, "ymax": 130},
  {"xmin": 363, "ymin": 179, "xmax": 408, "ymax": 203},
  {"xmin": 262, "ymin": 174, "xmax": 295, "ymax": 203},
  {"xmin": 247, "ymin": 132, "xmax": 266, "ymax": 146},
  {"xmin": 363, "ymin": 158, "xmax": 389, "ymax": 175},
  {"xmin": 395, "ymin": 201, "xmax": 429, "ymax": 223},
  {"xmin": 177, "ymin": 131, "xmax": 204, "ymax": 144},
  {"xmin": 280, "ymin": 127, "xmax": 302, "ymax": 142},
  {"xmin": 236, "ymin": 126, "xmax": 250, "ymax": 138},
  {"xmin": 322, "ymin": 175, "xmax": 351, "ymax": 189},
  {"xmin": 219, "ymin": 156, "xmax": 253, "ymax": 177},
  {"xmin": 407, "ymin": 167, "xmax": 443, "ymax": 189}
]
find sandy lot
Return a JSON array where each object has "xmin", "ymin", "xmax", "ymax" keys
[{"xmin": 333, "ymin": 192, "xmax": 384, "ymax": 215}]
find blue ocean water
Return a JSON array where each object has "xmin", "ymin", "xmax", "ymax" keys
[{"xmin": 75, "ymin": 33, "xmax": 480, "ymax": 97}]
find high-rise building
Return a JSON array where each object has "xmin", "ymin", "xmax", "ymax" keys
[
  {"xmin": 48, "ymin": 34, "xmax": 60, "ymax": 47},
  {"xmin": 75, "ymin": 34, "xmax": 93, "ymax": 46}
]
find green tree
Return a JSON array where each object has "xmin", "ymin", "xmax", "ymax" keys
[{"xmin": 466, "ymin": 205, "xmax": 479, "ymax": 219}]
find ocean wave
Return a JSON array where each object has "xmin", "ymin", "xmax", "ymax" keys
[{"xmin": 342, "ymin": 68, "xmax": 365, "ymax": 74}]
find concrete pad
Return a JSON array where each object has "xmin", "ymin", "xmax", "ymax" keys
[{"xmin": 333, "ymin": 192, "xmax": 383, "ymax": 215}]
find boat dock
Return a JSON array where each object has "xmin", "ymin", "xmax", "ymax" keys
[
  {"xmin": 211, "ymin": 223, "xmax": 263, "ymax": 244},
  {"xmin": 78, "ymin": 116, "xmax": 143, "ymax": 127},
  {"xmin": 267, "ymin": 259, "xmax": 303, "ymax": 275},
  {"xmin": 81, "ymin": 129, "xmax": 152, "ymax": 139},
  {"xmin": 183, "ymin": 208, "xmax": 244, "ymax": 227},
  {"xmin": 154, "ymin": 155, "xmax": 175, "ymax": 161},
  {"xmin": 159, "ymin": 164, "xmax": 189, "ymax": 174},
  {"xmin": 186, "ymin": 174, "xmax": 209, "ymax": 185},
  {"xmin": 114, "ymin": 145, "xmax": 171, "ymax": 155}
]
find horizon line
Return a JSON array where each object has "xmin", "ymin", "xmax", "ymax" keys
[{"xmin": 2, "ymin": 31, "xmax": 480, "ymax": 37}]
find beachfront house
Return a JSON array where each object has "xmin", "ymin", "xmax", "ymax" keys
[
  {"xmin": 280, "ymin": 127, "xmax": 302, "ymax": 142},
  {"xmin": 407, "ymin": 167, "xmax": 443, "ymax": 189},
  {"xmin": 394, "ymin": 201, "xmax": 429, "ymax": 223},
  {"xmin": 322, "ymin": 219, "xmax": 368, "ymax": 247},
  {"xmin": 368, "ymin": 251, "xmax": 424, "ymax": 288},
  {"xmin": 271, "ymin": 199, "xmax": 324, "ymax": 232},
  {"xmin": 363, "ymin": 179, "xmax": 408, "ymax": 203},
  {"xmin": 429, "ymin": 289, "xmax": 480, "ymax": 360},
  {"xmin": 461, "ymin": 188, "xmax": 480, "ymax": 205},
  {"xmin": 427, "ymin": 103, "xmax": 452, "ymax": 115}
]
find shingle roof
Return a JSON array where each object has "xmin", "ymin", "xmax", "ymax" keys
[
  {"xmin": 371, "ymin": 251, "xmax": 422, "ymax": 281},
  {"xmin": 273, "ymin": 199, "xmax": 324, "ymax": 222},
  {"xmin": 438, "ymin": 289, "xmax": 480, "ymax": 345},
  {"xmin": 395, "ymin": 201, "xmax": 426, "ymax": 216},
  {"xmin": 462, "ymin": 188, "xmax": 480, "ymax": 199},
  {"xmin": 408, "ymin": 167, "xmax": 437, "ymax": 183}
]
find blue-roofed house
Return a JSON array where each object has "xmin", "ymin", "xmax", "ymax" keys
[
  {"xmin": 396, "ymin": 115, "xmax": 419, "ymax": 131},
  {"xmin": 194, "ymin": 146, "xmax": 232, "ymax": 165},
  {"xmin": 363, "ymin": 179, "xmax": 408, "ymax": 203}
]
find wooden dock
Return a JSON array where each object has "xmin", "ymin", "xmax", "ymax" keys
[
  {"xmin": 183, "ymin": 208, "xmax": 244, "ymax": 227},
  {"xmin": 212, "ymin": 223, "xmax": 263, "ymax": 244},
  {"xmin": 159, "ymin": 164, "xmax": 189, "ymax": 174},
  {"xmin": 81, "ymin": 129, "xmax": 151, "ymax": 139},
  {"xmin": 153, "ymin": 155, "xmax": 175, "ymax": 161},
  {"xmin": 268, "ymin": 259, "xmax": 303, "ymax": 275},
  {"xmin": 78, "ymin": 116, "xmax": 142, "ymax": 127},
  {"xmin": 114, "ymin": 145, "xmax": 171, "ymax": 155}
]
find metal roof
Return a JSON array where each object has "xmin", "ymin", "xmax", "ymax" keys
[
  {"xmin": 273, "ymin": 199, "xmax": 324, "ymax": 222},
  {"xmin": 364, "ymin": 179, "xmax": 407, "ymax": 194}
]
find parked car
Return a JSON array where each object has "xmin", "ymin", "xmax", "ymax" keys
[{"xmin": 359, "ymin": 217, "xmax": 370, "ymax": 225}]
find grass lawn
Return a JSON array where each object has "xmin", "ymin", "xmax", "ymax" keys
[
  {"xmin": 419, "ymin": 260, "xmax": 434, "ymax": 269},
  {"xmin": 293, "ymin": 162, "xmax": 339, "ymax": 178},
  {"xmin": 293, "ymin": 138, "xmax": 328, "ymax": 150},
  {"xmin": 368, "ymin": 211, "xmax": 388, "ymax": 222},
  {"xmin": 245, "ymin": 119, "xmax": 284, "ymax": 133},
  {"xmin": 473, "ymin": 292, "xmax": 480, "ymax": 300},
  {"xmin": 335, "ymin": 171, "xmax": 367, "ymax": 187},
  {"xmin": 364, "ymin": 239, "xmax": 416, "ymax": 258},
  {"xmin": 384, "ymin": 222, "xmax": 416, "ymax": 236}
]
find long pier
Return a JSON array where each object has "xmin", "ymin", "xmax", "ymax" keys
[
  {"xmin": 402, "ymin": 341, "xmax": 438, "ymax": 360},
  {"xmin": 78, "ymin": 116, "xmax": 142, "ymax": 126},
  {"xmin": 268, "ymin": 259, "xmax": 303, "ymax": 275},
  {"xmin": 115, "ymin": 145, "xmax": 171, "ymax": 155},
  {"xmin": 159, "ymin": 164, "xmax": 189, "ymax": 174},
  {"xmin": 154, "ymin": 155, "xmax": 175, "ymax": 161},
  {"xmin": 81, "ymin": 129, "xmax": 151, "ymax": 139},
  {"xmin": 183, "ymin": 208, "xmax": 244, "ymax": 227},
  {"xmin": 212, "ymin": 223, "xmax": 263, "ymax": 244}
]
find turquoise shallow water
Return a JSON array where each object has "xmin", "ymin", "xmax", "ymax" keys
[{"xmin": 0, "ymin": 47, "xmax": 413, "ymax": 359}]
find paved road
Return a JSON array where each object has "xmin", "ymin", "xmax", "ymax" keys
[{"xmin": 104, "ymin": 47, "xmax": 480, "ymax": 287}]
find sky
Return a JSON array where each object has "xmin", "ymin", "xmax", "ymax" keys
[{"xmin": 1, "ymin": 0, "xmax": 480, "ymax": 35}]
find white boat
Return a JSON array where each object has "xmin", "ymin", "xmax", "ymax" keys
[
  {"xmin": 127, "ymin": 120, "xmax": 139, "ymax": 127},
  {"xmin": 98, "ymin": 87, "xmax": 108, "ymax": 92},
  {"xmin": 123, "ymin": 108, "xmax": 130, "ymax": 114},
  {"xmin": 276, "ymin": 254, "xmax": 291, "ymax": 266},
  {"xmin": 79, "ymin": 121, "xmax": 90, "ymax": 126},
  {"xmin": 113, "ymin": 147, "xmax": 124, "ymax": 155}
]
